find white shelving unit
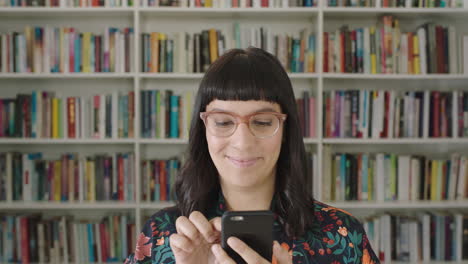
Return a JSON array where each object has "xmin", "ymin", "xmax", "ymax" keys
[{"xmin": 1, "ymin": 3, "xmax": 468, "ymax": 255}]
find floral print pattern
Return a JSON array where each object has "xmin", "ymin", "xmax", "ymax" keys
[{"xmin": 124, "ymin": 196, "xmax": 380, "ymax": 264}]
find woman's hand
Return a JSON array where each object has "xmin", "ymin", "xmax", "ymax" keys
[
  {"xmin": 169, "ymin": 211, "xmax": 222, "ymax": 264},
  {"xmin": 211, "ymin": 237, "xmax": 292, "ymax": 264}
]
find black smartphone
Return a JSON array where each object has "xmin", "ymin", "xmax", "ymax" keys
[{"xmin": 221, "ymin": 210, "xmax": 274, "ymax": 264}]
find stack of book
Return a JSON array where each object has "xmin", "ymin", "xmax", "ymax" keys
[
  {"xmin": 363, "ymin": 213, "xmax": 468, "ymax": 262},
  {"xmin": 323, "ymin": 16, "xmax": 464, "ymax": 75},
  {"xmin": 0, "ymin": 0, "xmax": 134, "ymax": 6},
  {"xmin": 323, "ymin": 90, "xmax": 468, "ymax": 139},
  {"xmin": 0, "ymin": 152, "xmax": 136, "ymax": 202},
  {"xmin": 0, "ymin": 27, "xmax": 134, "ymax": 73},
  {"xmin": 0, "ymin": 214, "xmax": 135, "ymax": 263},
  {"xmin": 141, "ymin": 158, "xmax": 180, "ymax": 201},
  {"xmin": 142, "ymin": 0, "xmax": 316, "ymax": 7},
  {"xmin": 320, "ymin": 149, "xmax": 468, "ymax": 202},
  {"xmin": 0, "ymin": 91, "xmax": 135, "ymax": 139},
  {"xmin": 140, "ymin": 90, "xmax": 193, "ymax": 139}
]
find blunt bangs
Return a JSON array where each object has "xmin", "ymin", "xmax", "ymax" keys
[{"xmin": 197, "ymin": 48, "xmax": 293, "ymax": 112}]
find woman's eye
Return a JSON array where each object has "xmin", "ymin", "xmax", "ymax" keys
[
  {"xmin": 215, "ymin": 121, "xmax": 234, "ymax": 127},
  {"xmin": 253, "ymin": 120, "xmax": 273, "ymax": 126}
]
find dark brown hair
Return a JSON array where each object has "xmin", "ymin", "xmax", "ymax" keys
[{"xmin": 174, "ymin": 47, "xmax": 315, "ymax": 237}]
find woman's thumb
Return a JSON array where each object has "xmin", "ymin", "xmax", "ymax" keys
[{"xmin": 272, "ymin": 241, "xmax": 291, "ymax": 264}]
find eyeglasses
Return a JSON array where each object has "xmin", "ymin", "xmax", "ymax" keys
[{"xmin": 200, "ymin": 111, "xmax": 287, "ymax": 138}]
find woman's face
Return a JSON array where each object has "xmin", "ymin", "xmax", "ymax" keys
[{"xmin": 204, "ymin": 100, "xmax": 284, "ymax": 190}]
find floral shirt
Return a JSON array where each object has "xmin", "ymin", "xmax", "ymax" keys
[{"xmin": 124, "ymin": 194, "xmax": 380, "ymax": 264}]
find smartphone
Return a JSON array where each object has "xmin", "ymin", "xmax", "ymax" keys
[{"xmin": 221, "ymin": 210, "xmax": 274, "ymax": 264}]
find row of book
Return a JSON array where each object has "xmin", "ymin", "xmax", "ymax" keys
[
  {"xmin": 363, "ymin": 213, "xmax": 468, "ymax": 262},
  {"xmin": 323, "ymin": 90, "xmax": 468, "ymax": 139},
  {"xmin": 0, "ymin": 214, "xmax": 135, "ymax": 263},
  {"xmin": 0, "ymin": 0, "xmax": 133, "ymax": 6},
  {"xmin": 327, "ymin": 0, "xmax": 465, "ymax": 6},
  {"xmin": 320, "ymin": 149, "xmax": 468, "ymax": 202},
  {"xmin": 0, "ymin": 91, "xmax": 136, "ymax": 139},
  {"xmin": 141, "ymin": 158, "xmax": 180, "ymax": 201},
  {"xmin": 141, "ymin": 0, "xmax": 316, "ymax": 7},
  {"xmin": 0, "ymin": 152, "xmax": 136, "ymax": 202},
  {"xmin": 0, "ymin": 27, "xmax": 135, "ymax": 73},
  {"xmin": 323, "ymin": 16, "xmax": 466, "ymax": 74},
  {"xmin": 140, "ymin": 90, "xmax": 193, "ymax": 139},
  {"xmin": 142, "ymin": 25, "xmax": 316, "ymax": 74}
]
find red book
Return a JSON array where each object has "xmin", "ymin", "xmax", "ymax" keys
[
  {"xmin": 433, "ymin": 92, "xmax": 440, "ymax": 137},
  {"xmin": 440, "ymin": 94, "xmax": 447, "ymax": 137},
  {"xmin": 69, "ymin": 28, "xmax": 75, "ymax": 73},
  {"xmin": 99, "ymin": 223, "xmax": 109, "ymax": 262},
  {"xmin": 261, "ymin": 0, "xmax": 268, "ymax": 7},
  {"xmin": 95, "ymin": 36, "xmax": 102, "ymax": 73},
  {"xmin": 351, "ymin": 30, "xmax": 357, "ymax": 73},
  {"xmin": 232, "ymin": 0, "xmax": 238, "ymax": 7},
  {"xmin": 159, "ymin": 161, "xmax": 167, "ymax": 201},
  {"xmin": 21, "ymin": 217, "xmax": 30, "ymax": 264},
  {"xmin": 435, "ymin": 26, "xmax": 444, "ymax": 74},
  {"xmin": 309, "ymin": 97, "xmax": 316, "ymax": 138},
  {"xmin": 381, "ymin": 91, "xmax": 389, "ymax": 138},
  {"xmin": 323, "ymin": 32, "xmax": 329, "ymax": 73},
  {"xmin": 67, "ymin": 97, "xmax": 76, "ymax": 138}
]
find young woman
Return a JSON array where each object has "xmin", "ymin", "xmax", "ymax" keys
[{"xmin": 125, "ymin": 47, "xmax": 380, "ymax": 264}]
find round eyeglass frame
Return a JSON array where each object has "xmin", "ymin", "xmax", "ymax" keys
[{"xmin": 199, "ymin": 111, "xmax": 287, "ymax": 138}]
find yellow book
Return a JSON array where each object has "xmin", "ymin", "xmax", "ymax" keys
[
  {"xmin": 24, "ymin": 26, "xmax": 33, "ymax": 73},
  {"xmin": 209, "ymin": 29, "xmax": 218, "ymax": 64},
  {"xmin": 54, "ymin": 160, "xmax": 61, "ymax": 201},
  {"xmin": 370, "ymin": 26, "xmax": 377, "ymax": 74},
  {"xmin": 82, "ymin": 32, "xmax": 91, "ymax": 73},
  {"xmin": 150, "ymin": 32, "xmax": 160, "ymax": 73},
  {"xmin": 52, "ymin": 98, "xmax": 59, "ymax": 138},
  {"xmin": 413, "ymin": 35, "xmax": 420, "ymax": 74},
  {"xmin": 205, "ymin": 0, "xmax": 212, "ymax": 7},
  {"xmin": 431, "ymin": 160, "xmax": 438, "ymax": 201}
]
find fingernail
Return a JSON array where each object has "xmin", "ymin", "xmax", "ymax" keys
[
  {"xmin": 211, "ymin": 244, "xmax": 221, "ymax": 256},
  {"xmin": 227, "ymin": 237, "xmax": 239, "ymax": 248}
]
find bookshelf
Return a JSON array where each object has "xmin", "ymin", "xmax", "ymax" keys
[{"xmin": 1, "ymin": 1, "xmax": 468, "ymax": 263}]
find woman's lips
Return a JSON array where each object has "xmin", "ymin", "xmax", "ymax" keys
[{"xmin": 226, "ymin": 156, "xmax": 260, "ymax": 168}]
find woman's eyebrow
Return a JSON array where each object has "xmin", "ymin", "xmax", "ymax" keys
[{"xmin": 209, "ymin": 107, "xmax": 279, "ymax": 113}]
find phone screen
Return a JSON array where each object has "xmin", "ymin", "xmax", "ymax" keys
[{"xmin": 221, "ymin": 210, "xmax": 274, "ymax": 264}]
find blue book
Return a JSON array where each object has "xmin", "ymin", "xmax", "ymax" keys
[
  {"xmin": 75, "ymin": 34, "xmax": 81, "ymax": 73},
  {"xmin": 340, "ymin": 154, "xmax": 346, "ymax": 200},
  {"xmin": 87, "ymin": 223, "xmax": 95, "ymax": 262},
  {"xmin": 31, "ymin": 91, "xmax": 37, "ymax": 138},
  {"xmin": 170, "ymin": 95, "xmax": 179, "ymax": 138},
  {"xmin": 54, "ymin": 28, "xmax": 60, "ymax": 73},
  {"xmin": 123, "ymin": 94, "xmax": 128, "ymax": 137},
  {"xmin": 305, "ymin": 0, "xmax": 312, "ymax": 7}
]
